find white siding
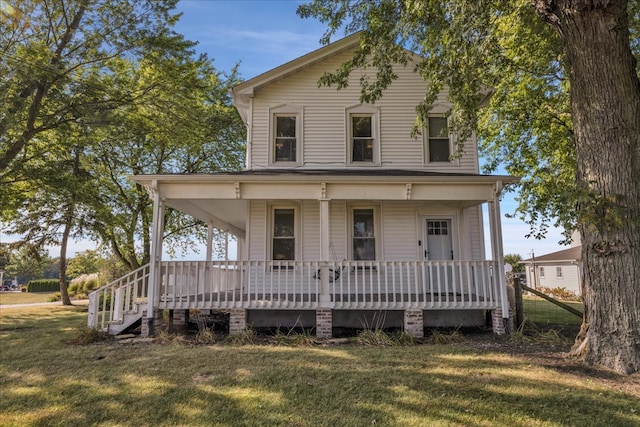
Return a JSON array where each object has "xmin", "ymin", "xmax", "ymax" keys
[
  {"xmin": 247, "ymin": 199, "xmax": 483, "ymax": 262},
  {"xmin": 249, "ymin": 49, "xmax": 479, "ymax": 172},
  {"xmin": 534, "ymin": 263, "xmax": 581, "ymax": 295}
]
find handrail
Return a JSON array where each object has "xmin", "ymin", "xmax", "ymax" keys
[{"xmin": 87, "ymin": 264, "xmax": 150, "ymax": 331}]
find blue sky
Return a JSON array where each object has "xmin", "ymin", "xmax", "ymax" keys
[
  {"xmin": 1, "ymin": 0, "xmax": 568, "ymax": 260},
  {"xmin": 173, "ymin": 0, "xmax": 568, "ymax": 259}
]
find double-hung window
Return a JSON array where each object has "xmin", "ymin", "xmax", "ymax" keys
[
  {"xmin": 270, "ymin": 104, "xmax": 302, "ymax": 165},
  {"xmin": 272, "ymin": 208, "xmax": 296, "ymax": 262},
  {"xmin": 274, "ymin": 116, "xmax": 297, "ymax": 162},
  {"xmin": 427, "ymin": 116, "xmax": 451, "ymax": 162},
  {"xmin": 351, "ymin": 115, "xmax": 374, "ymax": 162},
  {"xmin": 556, "ymin": 266, "xmax": 563, "ymax": 278},
  {"xmin": 352, "ymin": 208, "xmax": 376, "ymax": 261},
  {"xmin": 347, "ymin": 105, "xmax": 379, "ymax": 165}
]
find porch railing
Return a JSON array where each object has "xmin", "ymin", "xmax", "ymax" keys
[
  {"xmin": 157, "ymin": 260, "xmax": 501, "ymax": 311},
  {"xmin": 87, "ymin": 264, "xmax": 149, "ymax": 331}
]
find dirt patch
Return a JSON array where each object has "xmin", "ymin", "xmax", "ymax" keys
[{"xmin": 459, "ymin": 327, "xmax": 640, "ymax": 399}]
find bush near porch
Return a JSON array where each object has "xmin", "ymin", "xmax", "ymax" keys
[{"xmin": 1, "ymin": 305, "xmax": 638, "ymax": 426}]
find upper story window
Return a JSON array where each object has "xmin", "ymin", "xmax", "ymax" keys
[
  {"xmin": 556, "ymin": 266, "xmax": 563, "ymax": 278},
  {"xmin": 347, "ymin": 105, "xmax": 380, "ymax": 165},
  {"xmin": 426, "ymin": 116, "xmax": 451, "ymax": 163},
  {"xmin": 352, "ymin": 208, "xmax": 376, "ymax": 260},
  {"xmin": 275, "ymin": 116, "xmax": 297, "ymax": 162},
  {"xmin": 539, "ymin": 266, "xmax": 545, "ymax": 278},
  {"xmin": 351, "ymin": 115, "xmax": 374, "ymax": 162},
  {"xmin": 270, "ymin": 104, "xmax": 303, "ymax": 165}
]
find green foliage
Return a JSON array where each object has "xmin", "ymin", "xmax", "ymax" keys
[
  {"xmin": 297, "ymin": 0, "xmax": 638, "ymax": 241},
  {"xmin": 504, "ymin": 253, "xmax": 525, "ymax": 273},
  {"xmin": 1, "ymin": 0, "xmax": 246, "ymax": 276},
  {"xmin": 46, "ymin": 292, "xmax": 61, "ymax": 302},
  {"xmin": 26, "ymin": 279, "xmax": 60, "ymax": 293}
]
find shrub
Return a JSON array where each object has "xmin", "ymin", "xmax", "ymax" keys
[
  {"xmin": 26, "ymin": 279, "xmax": 60, "ymax": 293},
  {"xmin": 539, "ymin": 286, "xmax": 581, "ymax": 301},
  {"xmin": 47, "ymin": 292, "xmax": 61, "ymax": 302}
]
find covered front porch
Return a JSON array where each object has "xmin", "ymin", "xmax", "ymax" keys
[{"xmin": 88, "ymin": 170, "xmax": 516, "ymax": 337}]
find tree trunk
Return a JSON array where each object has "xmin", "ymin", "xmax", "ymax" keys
[
  {"xmin": 59, "ymin": 203, "xmax": 74, "ymax": 306},
  {"xmin": 535, "ymin": 0, "xmax": 640, "ymax": 374}
]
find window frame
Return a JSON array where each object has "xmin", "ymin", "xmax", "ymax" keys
[
  {"xmin": 424, "ymin": 115, "xmax": 454, "ymax": 164},
  {"xmin": 346, "ymin": 105, "xmax": 380, "ymax": 166},
  {"xmin": 269, "ymin": 205, "xmax": 300, "ymax": 267},
  {"xmin": 269, "ymin": 104, "xmax": 303, "ymax": 166},
  {"xmin": 348, "ymin": 204, "xmax": 381, "ymax": 262}
]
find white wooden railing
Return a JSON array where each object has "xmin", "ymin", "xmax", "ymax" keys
[
  {"xmin": 87, "ymin": 264, "xmax": 149, "ymax": 331},
  {"xmin": 157, "ymin": 260, "xmax": 501, "ymax": 310},
  {"xmin": 88, "ymin": 260, "xmax": 501, "ymax": 330}
]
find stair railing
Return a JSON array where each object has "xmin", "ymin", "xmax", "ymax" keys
[{"xmin": 87, "ymin": 264, "xmax": 150, "ymax": 331}]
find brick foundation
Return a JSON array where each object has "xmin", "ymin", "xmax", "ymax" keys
[
  {"xmin": 228, "ymin": 309, "xmax": 247, "ymax": 335},
  {"xmin": 404, "ymin": 309, "xmax": 424, "ymax": 338},
  {"xmin": 172, "ymin": 309, "xmax": 188, "ymax": 326},
  {"xmin": 491, "ymin": 308, "xmax": 514, "ymax": 335},
  {"xmin": 141, "ymin": 309, "xmax": 163, "ymax": 337},
  {"xmin": 316, "ymin": 309, "xmax": 333, "ymax": 339}
]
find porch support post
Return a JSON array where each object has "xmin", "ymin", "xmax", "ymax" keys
[
  {"xmin": 318, "ymin": 198, "xmax": 332, "ymax": 307},
  {"xmin": 206, "ymin": 223, "xmax": 214, "ymax": 262},
  {"xmin": 489, "ymin": 181, "xmax": 510, "ymax": 334},
  {"xmin": 145, "ymin": 181, "xmax": 165, "ymax": 337}
]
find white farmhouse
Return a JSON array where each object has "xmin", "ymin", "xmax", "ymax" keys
[{"xmin": 88, "ymin": 33, "xmax": 518, "ymax": 338}]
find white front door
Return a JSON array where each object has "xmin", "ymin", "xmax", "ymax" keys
[
  {"xmin": 423, "ymin": 218, "xmax": 455, "ymax": 294},
  {"xmin": 424, "ymin": 219, "xmax": 453, "ymax": 260}
]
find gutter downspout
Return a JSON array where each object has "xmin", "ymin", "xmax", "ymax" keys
[{"xmin": 493, "ymin": 180, "xmax": 511, "ymax": 332}]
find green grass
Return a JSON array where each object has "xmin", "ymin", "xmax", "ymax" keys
[
  {"xmin": 0, "ymin": 292, "xmax": 59, "ymax": 305},
  {"xmin": 523, "ymin": 296, "xmax": 584, "ymax": 326},
  {"xmin": 1, "ymin": 306, "xmax": 638, "ymax": 427}
]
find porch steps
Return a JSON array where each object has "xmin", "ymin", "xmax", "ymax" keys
[{"xmin": 107, "ymin": 302, "xmax": 146, "ymax": 335}]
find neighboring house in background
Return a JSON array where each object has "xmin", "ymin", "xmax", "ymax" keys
[
  {"xmin": 521, "ymin": 233, "xmax": 583, "ymax": 296},
  {"xmin": 87, "ymin": 33, "xmax": 518, "ymax": 338}
]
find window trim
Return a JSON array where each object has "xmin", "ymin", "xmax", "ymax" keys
[
  {"xmin": 424, "ymin": 115, "xmax": 454, "ymax": 164},
  {"xmin": 346, "ymin": 105, "xmax": 380, "ymax": 166},
  {"xmin": 269, "ymin": 104, "xmax": 303, "ymax": 166},
  {"xmin": 348, "ymin": 204, "xmax": 381, "ymax": 262}
]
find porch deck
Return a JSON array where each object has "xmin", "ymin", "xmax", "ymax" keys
[{"xmin": 88, "ymin": 259, "xmax": 502, "ymax": 332}]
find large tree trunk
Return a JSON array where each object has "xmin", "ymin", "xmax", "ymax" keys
[
  {"xmin": 59, "ymin": 203, "xmax": 74, "ymax": 306},
  {"xmin": 535, "ymin": 0, "xmax": 640, "ymax": 374}
]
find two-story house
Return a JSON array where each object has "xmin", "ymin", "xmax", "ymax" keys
[{"xmin": 87, "ymin": 33, "xmax": 517, "ymax": 338}]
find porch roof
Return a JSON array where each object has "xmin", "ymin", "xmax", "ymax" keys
[{"xmin": 131, "ymin": 169, "xmax": 518, "ymax": 237}]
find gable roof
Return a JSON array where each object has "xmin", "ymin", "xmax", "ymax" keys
[
  {"xmin": 231, "ymin": 33, "xmax": 362, "ymax": 121},
  {"xmin": 521, "ymin": 245, "xmax": 582, "ymax": 263}
]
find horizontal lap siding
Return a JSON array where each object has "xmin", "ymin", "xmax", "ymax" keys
[
  {"xmin": 467, "ymin": 206, "xmax": 484, "ymax": 259},
  {"xmin": 250, "ymin": 50, "xmax": 479, "ymax": 172},
  {"xmin": 381, "ymin": 202, "xmax": 421, "ymax": 261}
]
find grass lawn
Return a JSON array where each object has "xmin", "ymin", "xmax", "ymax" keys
[
  {"xmin": 1, "ymin": 306, "xmax": 638, "ymax": 427},
  {"xmin": 0, "ymin": 292, "xmax": 59, "ymax": 305},
  {"xmin": 523, "ymin": 296, "xmax": 584, "ymax": 326}
]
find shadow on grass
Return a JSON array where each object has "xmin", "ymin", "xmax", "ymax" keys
[{"xmin": 0, "ymin": 307, "xmax": 638, "ymax": 426}]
